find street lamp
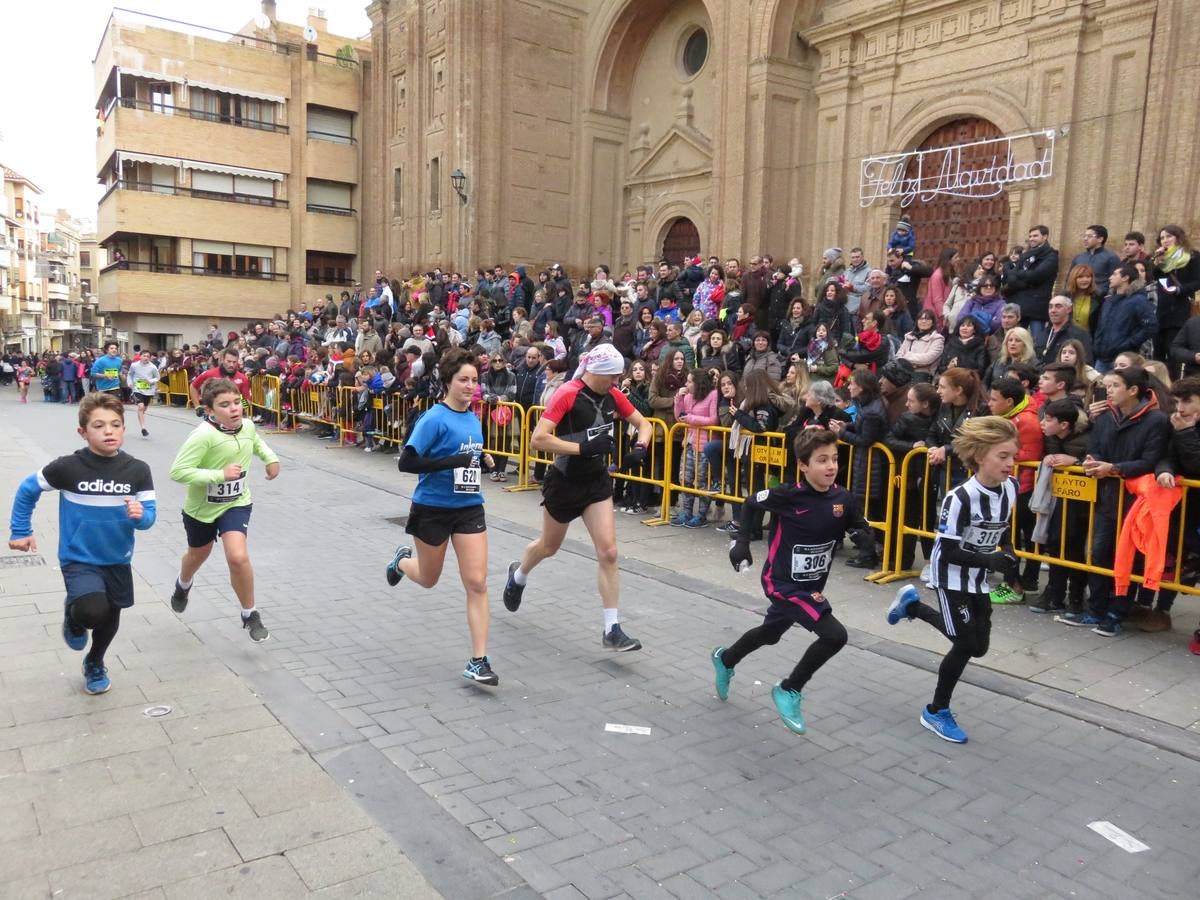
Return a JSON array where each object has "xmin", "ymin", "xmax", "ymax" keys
[{"xmin": 450, "ymin": 168, "xmax": 467, "ymax": 204}]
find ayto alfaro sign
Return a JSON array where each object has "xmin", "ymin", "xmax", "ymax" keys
[{"xmin": 860, "ymin": 128, "xmax": 1056, "ymax": 207}]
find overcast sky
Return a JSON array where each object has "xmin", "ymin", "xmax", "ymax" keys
[{"xmin": 0, "ymin": 0, "xmax": 371, "ymax": 226}]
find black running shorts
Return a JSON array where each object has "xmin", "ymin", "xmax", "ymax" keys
[
  {"xmin": 540, "ymin": 468, "xmax": 614, "ymax": 524},
  {"xmin": 405, "ymin": 502, "xmax": 486, "ymax": 546}
]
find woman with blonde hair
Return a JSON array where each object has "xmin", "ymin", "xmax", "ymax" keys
[
  {"xmin": 985, "ymin": 326, "xmax": 1035, "ymax": 388},
  {"xmin": 1063, "ymin": 264, "xmax": 1104, "ymax": 332}
]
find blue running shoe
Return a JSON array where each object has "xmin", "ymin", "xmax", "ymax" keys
[
  {"xmin": 711, "ymin": 647, "xmax": 733, "ymax": 700},
  {"xmin": 1092, "ymin": 615, "xmax": 1121, "ymax": 637},
  {"xmin": 462, "ymin": 656, "xmax": 499, "ymax": 686},
  {"xmin": 83, "ymin": 660, "xmax": 110, "ymax": 695},
  {"xmin": 887, "ymin": 584, "xmax": 921, "ymax": 625},
  {"xmin": 1055, "ymin": 611, "xmax": 1102, "ymax": 627},
  {"xmin": 771, "ymin": 683, "xmax": 805, "ymax": 734},
  {"xmin": 385, "ymin": 545, "xmax": 412, "ymax": 587},
  {"xmin": 921, "ymin": 706, "xmax": 967, "ymax": 743},
  {"xmin": 684, "ymin": 515, "xmax": 707, "ymax": 529},
  {"xmin": 62, "ymin": 611, "xmax": 87, "ymax": 652},
  {"xmin": 669, "ymin": 513, "xmax": 688, "ymax": 527}
]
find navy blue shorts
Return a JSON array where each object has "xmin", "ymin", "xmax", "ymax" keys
[
  {"xmin": 62, "ymin": 562, "xmax": 135, "ymax": 610},
  {"xmin": 182, "ymin": 504, "xmax": 253, "ymax": 548},
  {"xmin": 761, "ymin": 593, "xmax": 833, "ymax": 632}
]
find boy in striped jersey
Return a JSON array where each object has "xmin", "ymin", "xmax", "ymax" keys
[
  {"xmin": 8, "ymin": 393, "xmax": 157, "ymax": 695},
  {"xmin": 886, "ymin": 416, "xmax": 1020, "ymax": 744}
]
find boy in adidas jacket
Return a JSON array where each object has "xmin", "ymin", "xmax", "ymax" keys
[{"xmin": 8, "ymin": 393, "xmax": 156, "ymax": 695}]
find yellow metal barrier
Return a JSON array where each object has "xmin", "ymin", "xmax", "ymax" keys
[
  {"xmin": 882, "ymin": 450, "xmax": 1200, "ymax": 598},
  {"xmin": 159, "ymin": 369, "xmax": 191, "ymax": 407},
  {"xmin": 249, "ymin": 374, "xmax": 290, "ymax": 432},
  {"xmin": 477, "ymin": 400, "xmax": 526, "ymax": 484}
]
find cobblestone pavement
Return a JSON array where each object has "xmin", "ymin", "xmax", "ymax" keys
[{"xmin": 3, "ymin": 393, "xmax": 1200, "ymax": 899}]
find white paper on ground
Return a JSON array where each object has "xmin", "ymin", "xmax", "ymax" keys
[
  {"xmin": 604, "ymin": 723, "xmax": 651, "ymax": 735},
  {"xmin": 1087, "ymin": 821, "xmax": 1150, "ymax": 853}
]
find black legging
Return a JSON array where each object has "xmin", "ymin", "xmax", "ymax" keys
[
  {"xmin": 72, "ymin": 603, "xmax": 122, "ymax": 665},
  {"xmin": 911, "ymin": 589, "xmax": 991, "ymax": 710},
  {"xmin": 721, "ymin": 611, "xmax": 848, "ymax": 693}
]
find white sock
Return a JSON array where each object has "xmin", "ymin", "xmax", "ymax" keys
[
  {"xmin": 604, "ymin": 608, "xmax": 620, "ymax": 633},
  {"xmin": 240, "ymin": 606, "xmax": 255, "ymax": 620},
  {"xmin": 177, "ymin": 577, "xmax": 193, "ymax": 590},
  {"xmin": 512, "ymin": 567, "xmax": 528, "ymax": 586}
]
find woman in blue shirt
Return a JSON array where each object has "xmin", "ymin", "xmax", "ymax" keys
[{"xmin": 385, "ymin": 347, "xmax": 499, "ymax": 685}]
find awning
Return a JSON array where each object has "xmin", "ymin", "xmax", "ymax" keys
[
  {"xmin": 115, "ymin": 151, "xmax": 283, "ymax": 181},
  {"xmin": 184, "ymin": 78, "xmax": 284, "ymax": 105},
  {"xmin": 183, "ymin": 159, "xmax": 283, "ymax": 181},
  {"xmin": 116, "ymin": 150, "xmax": 182, "ymax": 169},
  {"xmin": 115, "ymin": 67, "xmax": 285, "ymax": 104}
]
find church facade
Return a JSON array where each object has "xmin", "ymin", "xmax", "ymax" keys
[{"xmin": 361, "ymin": 0, "xmax": 1200, "ymax": 274}]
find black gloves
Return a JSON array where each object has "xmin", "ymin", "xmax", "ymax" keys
[
  {"xmin": 729, "ymin": 540, "xmax": 752, "ymax": 572},
  {"xmin": 623, "ymin": 445, "xmax": 648, "ymax": 469},
  {"xmin": 578, "ymin": 432, "xmax": 615, "ymax": 458},
  {"xmin": 848, "ymin": 528, "xmax": 874, "ymax": 554},
  {"xmin": 987, "ymin": 552, "xmax": 1020, "ymax": 578}
]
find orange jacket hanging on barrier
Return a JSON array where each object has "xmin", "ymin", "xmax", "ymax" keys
[{"xmin": 1112, "ymin": 473, "xmax": 1182, "ymax": 595}]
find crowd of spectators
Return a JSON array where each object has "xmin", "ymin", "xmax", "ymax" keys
[{"xmin": 7, "ymin": 218, "xmax": 1200, "ymax": 652}]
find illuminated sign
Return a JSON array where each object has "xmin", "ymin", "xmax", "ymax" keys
[{"xmin": 860, "ymin": 128, "xmax": 1056, "ymax": 207}]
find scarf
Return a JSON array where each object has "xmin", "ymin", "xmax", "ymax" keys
[
  {"xmin": 807, "ymin": 336, "xmax": 828, "ymax": 364},
  {"xmin": 1160, "ymin": 245, "xmax": 1192, "ymax": 274},
  {"xmin": 664, "ymin": 370, "xmax": 687, "ymax": 393},
  {"xmin": 857, "ymin": 330, "xmax": 881, "ymax": 351},
  {"xmin": 204, "ymin": 415, "xmax": 244, "ymax": 435}
]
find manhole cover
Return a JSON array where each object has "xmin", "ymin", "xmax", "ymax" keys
[
  {"xmin": 0, "ymin": 555, "xmax": 46, "ymax": 568},
  {"xmin": 383, "ymin": 516, "xmax": 408, "ymax": 527}
]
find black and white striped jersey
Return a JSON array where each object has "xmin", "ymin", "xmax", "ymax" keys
[{"xmin": 928, "ymin": 476, "xmax": 1017, "ymax": 594}]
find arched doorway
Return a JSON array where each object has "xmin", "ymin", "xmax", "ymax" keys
[
  {"xmin": 905, "ymin": 118, "xmax": 1012, "ymax": 265},
  {"xmin": 662, "ymin": 217, "xmax": 700, "ymax": 265}
]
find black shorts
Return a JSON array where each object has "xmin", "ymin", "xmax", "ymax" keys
[
  {"xmin": 182, "ymin": 504, "xmax": 253, "ymax": 548},
  {"xmin": 133, "ymin": 392, "xmax": 156, "ymax": 406},
  {"xmin": 761, "ymin": 593, "xmax": 834, "ymax": 632},
  {"xmin": 62, "ymin": 562, "xmax": 135, "ymax": 609},
  {"xmin": 541, "ymin": 468, "xmax": 613, "ymax": 523},
  {"xmin": 405, "ymin": 502, "xmax": 486, "ymax": 546}
]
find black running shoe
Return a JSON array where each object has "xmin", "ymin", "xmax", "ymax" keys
[
  {"xmin": 170, "ymin": 582, "xmax": 191, "ymax": 614},
  {"xmin": 462, "ymin": 656, "xmax": 499, "ymax": 686},
  {"xmin": 242, "ymin": 610, "xmax": 269, "ymax": 642},
  {"xmin": 503, "ymin": 561, "xmax": 525, "ymax": 612},
  {"xmin": 386, "ymin": 546, "xmax": 413, "ymax": 587},
  {"xmin": 602, "ymin": 624, "xmax": 642, "ymax": 652},
  {"xmin": 141, "ymin": 428, "xmax": 149, "ymax": 437}
]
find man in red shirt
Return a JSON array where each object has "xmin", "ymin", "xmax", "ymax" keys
[
  {"xmin": 190, "ymin": 347, "xmax": 251, "ymax": 412},
  {"xmin": 501, "ymin": 344, "xmax": 652, "ymax": 651}
]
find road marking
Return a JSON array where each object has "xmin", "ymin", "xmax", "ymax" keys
[
  {"xmin": 604, "ymin": 723, "xmax": 651, "ymax": 735},
  {"xmin": 1087, "ymin": 821, "xmax": 1150, "ymax": 853}
]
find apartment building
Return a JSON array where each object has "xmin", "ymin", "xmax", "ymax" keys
[
  {"xmin": 79, "ymin": 232, "xmax": 108, "ymax": 348},
  {"xmin": 93, "ymin": 3, "xmax": 368, "ymax": 350},
  {"xmin": 40, "ymin": 211, "xmax": 91, "ymax": 352},
  {"xmin": 1, "ymin": 165, "xmax": 45, "ymax": 355}
]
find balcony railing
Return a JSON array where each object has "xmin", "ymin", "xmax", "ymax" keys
[
  {"xmin": 111, "ymin": 95, "xmax": 288, "ymax": 133},
  {"xmin": 305, "ymin": 203, "xmax": 355, "ymax": 216},
  {"xmin": 101, "ymin": 259, "xmax": 288, "ymax": 282},
  {"xmin": 100, "ymin": 179, "xmax": 288, "ymax": 208},
  {"xmin": 305, "ymin": 130, "xmax": 356, "ymax": 145}
]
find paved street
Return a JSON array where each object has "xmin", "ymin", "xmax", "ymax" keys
[{"xmin": 3, "ymin": 391, "xmax": 1200, "ymax": 899}]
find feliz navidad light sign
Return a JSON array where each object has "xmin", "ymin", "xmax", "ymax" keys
[{"xmin": 860, "ymin": 128, "xmax": 1056, "ymax": 207}]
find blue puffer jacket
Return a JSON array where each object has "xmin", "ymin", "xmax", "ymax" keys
[{"xmin": 1092, "ymin": 281, "xmax": 1157, "ymax": 364}]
